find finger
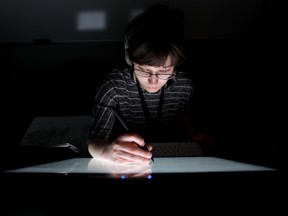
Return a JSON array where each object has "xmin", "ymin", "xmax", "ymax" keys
[
  {"xmin": 112, "ymin": 146, "xmax": 152, "ymax": 163},
  {"xmin": 145, "ymin": 143, "xmax": 153, "ymax": 151},
  {"xmin": 117, "ymin": 133, "xmax": 145, "ymax": 147}
]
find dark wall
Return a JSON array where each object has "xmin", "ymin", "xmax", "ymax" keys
[
  {"xmin": 0, "ymin": 0, "xmax": 264, "ymax": 43},
  {"xmin": 1, "ymin": 41, "xmax": 124, "ymax": 144}
]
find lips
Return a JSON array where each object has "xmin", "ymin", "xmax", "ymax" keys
[{"xmin": 146, "ymin": 86, "xmax": 160, "ymax": 92}]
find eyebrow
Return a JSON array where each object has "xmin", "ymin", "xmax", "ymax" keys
[{"xmin": 138, "ymin": 65, "xmax": 173, "ymax": 70}]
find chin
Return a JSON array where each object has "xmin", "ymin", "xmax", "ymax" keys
[{"xmin": 146, "ymin": 87, "xmax": 161, "ymax": 93}]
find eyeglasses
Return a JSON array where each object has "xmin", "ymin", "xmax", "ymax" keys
[{"xmin": 134, "ymin": 68, "xmax": 175, "ymax": 80}]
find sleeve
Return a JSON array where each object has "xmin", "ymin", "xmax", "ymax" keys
[
  {"xmin": 186, "ymin": 80, "xmax": 194, "ymax": 110},
  {"xmin": 88, "ymin": 77, "xmax": 118, "ymax": 142},
  {"xmin": 180, "ymin": 72, "xmax": 194, "ymax": 111}
]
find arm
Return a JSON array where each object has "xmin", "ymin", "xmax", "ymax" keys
[
  {"xmin": 88, "ymin": 133, "xmax": 152, "ymax": 164},
  {"xmin": 88, "ymin": 104, "xmax": 152, "ymax": 163},
  {"xmin": 88, "ymin": 137, "xmax": 110, "ymax": 158},
  {"xmin": 88, "ymin": 72, "xmax": 152, "ymax": 163}
]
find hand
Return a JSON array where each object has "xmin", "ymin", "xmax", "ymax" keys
[
  {"xmin": 102, "ymin": 132, "xmax": 153, "ymax": 164},
  {"xmin": 88, "ymin": 158, "xmax": 152, "ymax": 179}
]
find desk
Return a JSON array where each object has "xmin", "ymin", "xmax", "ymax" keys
[
  {"xmin": 1, "ymin": 156, "xmax": 284, "ymax": 215},
  {"xmin": 4, "ymin": 156, "xmax": 276, "ymax": 175},
  {"xmin": 2, "ymin": 156, "xmax": 281, "ymax": 199}
]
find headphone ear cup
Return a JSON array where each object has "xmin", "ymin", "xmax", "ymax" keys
[{"xmin": 124, "ymin": 36, "xmax": 132, "ymax": 66}]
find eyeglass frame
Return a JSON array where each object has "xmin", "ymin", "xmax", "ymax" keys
[{"xmin": 133, "ymin": 67, "xmax": 176, "ymax": 80}]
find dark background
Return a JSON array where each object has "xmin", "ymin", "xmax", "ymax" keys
[{"xmin": 0, "ymin": 0, "xmax": 285, "ymax": 171}]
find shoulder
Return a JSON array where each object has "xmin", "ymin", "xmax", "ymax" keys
[
  {"xmin": 174, "ymin": 70, "xmax": 193, "ymax": 87},
  {"xmin": 99, "ymin": 67, "xmax": 133, "ymax": 87},
  {"xmin": 108, "ymin": 67, "xmax": 133, "ymax": 82},
  {"xmin": 95, "ymin": 67, "xmax": 134, "ymax": 100}
]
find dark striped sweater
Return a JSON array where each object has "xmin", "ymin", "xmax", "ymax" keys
[{"xmin": 89, "ymin": 67, "xmax": 194, "ymax": 142}]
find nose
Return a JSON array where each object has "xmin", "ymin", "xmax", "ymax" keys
[{"xmin": 148, "ymin": 74, "xmax": 158, "ymax": 84}]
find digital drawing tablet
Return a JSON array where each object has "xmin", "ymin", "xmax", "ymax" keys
[{"xmin": 5, "ymin": 156, "xmax": 276, "ymax": 176}]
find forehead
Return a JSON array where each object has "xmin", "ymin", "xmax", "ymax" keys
[{"xmin": 136, "ymin": 55, "xmax": 173, "ymax": 68}]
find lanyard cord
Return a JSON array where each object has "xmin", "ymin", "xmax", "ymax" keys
[{"xmin": 136, "ymin": 79, "xmax": 164, "ymax": 126}]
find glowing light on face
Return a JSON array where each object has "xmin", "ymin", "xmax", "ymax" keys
[{"xmin": 134, "ymin": 56, "xmax": 175, "ymax": 93}]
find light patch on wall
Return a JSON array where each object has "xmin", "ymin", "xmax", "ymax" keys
[
  {"xmin": 77, "ymin": 10, "xmax": 106, "ymax": 31},
  {"xmin": 129, "ymin": 8, "xmax": 144, "ymax": 21}
]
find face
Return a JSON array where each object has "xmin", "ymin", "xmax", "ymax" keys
[{"xmin": 133, "ymin": 56, "xmax": 175, "ymax": 93}]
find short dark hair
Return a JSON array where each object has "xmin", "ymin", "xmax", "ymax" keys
[{"xmin": 125, "ymin": 4, "xmax": 187, "ymax": 67}]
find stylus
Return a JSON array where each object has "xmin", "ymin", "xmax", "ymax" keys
[{"xmin": 112, "ymin": 108, "xmax": 154, "ymax": 163}]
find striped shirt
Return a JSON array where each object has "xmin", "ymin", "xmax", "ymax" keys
[{"xmin": 89, "ymin": 67, "xmax": 193, "ymax": 142}]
